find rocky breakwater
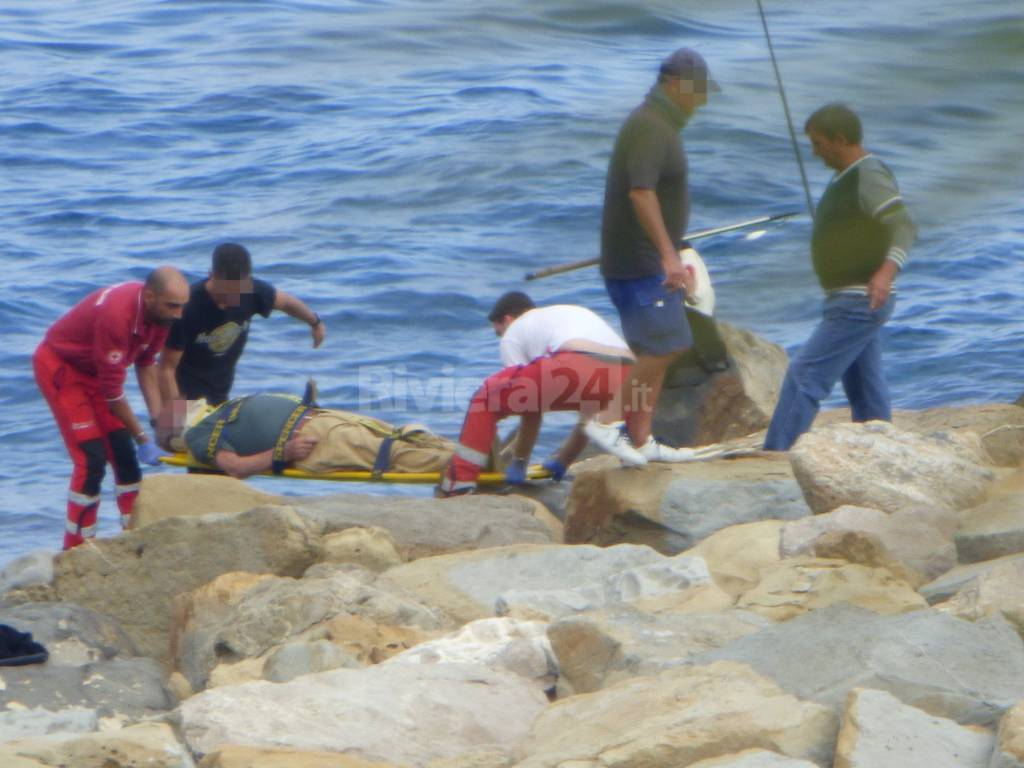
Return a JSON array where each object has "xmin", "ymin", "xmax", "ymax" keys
[{"xmin": 4, "ymin": 338, "xmax": 1024, "ymax": 764}]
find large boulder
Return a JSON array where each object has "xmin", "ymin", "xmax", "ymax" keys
[
  {"xmin": 654, "ymin": 320, "xmax": 789, "ymax": 446},
  {"xmin": 178, "ymin": 662, "xmax": 548, "ymax": 766},
  {"xmin": 0, "ymin": 603, "xmax": 172, "ymax": 725},
  {"xmin": 388, "ymin": 617, "xmax": 556, "ymax": 693},
  {"xmin": 790, "ymin": 421, "xmax": 994, "ymax": 514},
  {"xmin": 892, "ymin": 403, "xmax": 1024, "ymax": 467},
  {"xmin": 378, "ymin": 544, "xmax": 716, "ymax": 625},
  {"xmin": 514, "ymin": 661, "xmax": 837, "ymax": 768},
  {"xmin": 53, "ymin": 505, "xmax": 321, "ymax": 661},
  {"xmin": 133, "ymin": 474, "xmax": 282, "ymax": 528},
  {"xmin": 697, "ymin": 603, "xmax": 1024, "ymax": 726},
  {"xmin": 174, "ymin": 566, "xmax": 442, "ymax": 692},
  {"xmin": 684, "ymin": 520, "xmax": 785, "ymax": 598},
  {"xmin": 688, "ymin": 752, "xmax": 819, "ymax": 767},
  {"xmin": 734, "ymin": 558, "xmax": 927, "ymax": 621},
  {"xmin": 955, "ymin": 493, "xmax": 1024, "ymax": 564},
  {"xmin": 0, "ymin": 722, "xmax": 194, "ymax": 768},
  {"xmin": 294, "ymin": 493, "xmax": 562, "ymax": 558},
  {"xmin": 564, "ymin": 453, "xmax": 809, "ymax": 553},
  {"xmin": 780, "ymin": 504, "xmax": 957, "ymax": 583},
  {"xmin": 833, "ymin": 687, "xmax": 993, "ymax": 768},
  {"xmin": 548, "ymin": 607, "xmax": 769, "ymax": 694},
  {"xmin": 198, "ymin": 746, "xmax": 395, "ymax": 767}
]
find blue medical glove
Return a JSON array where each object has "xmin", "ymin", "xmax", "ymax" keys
[
  {"xmin": 137, "ymin": 439, "xmax": 164, "ymax": 467},
  {"xmin": 505, "ymin": 458, "xmax": 528, "ymax": 485},
  {"xmin": 541, "ymin": 458, "xmax": 567, "ymax": 482}
]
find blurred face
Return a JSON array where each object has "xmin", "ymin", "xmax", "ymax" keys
[
  {"xmin": 492, "ymin": 315, "xmax": 514, "ymax": 337},
  {"xmin": 208, "ymin": 275, "xmax": 253, "ymax": 309},
  {"xmin": 144, "ymin": 283, "xmax": 188, "ymax": 327},
  {"xmin": 665, "ymin": 74, "xmax": 709, "ymax": 114},
  {"xmin": 807, "ymin": 129, "xmax": 849, "ymax": 171}
]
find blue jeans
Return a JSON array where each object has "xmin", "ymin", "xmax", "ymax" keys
[{"xmin": 764, "ymin": 293, "xmax": 895, "ymax": 451}]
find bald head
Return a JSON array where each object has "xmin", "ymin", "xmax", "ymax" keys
[{"xmin": 143, "ymin": 266, "xmax": 189, "ymax": 327}]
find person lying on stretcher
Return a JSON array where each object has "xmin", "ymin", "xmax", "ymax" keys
[{"xmin": 161, "ymin": 393, "xmax": 455, "ymax": 479}]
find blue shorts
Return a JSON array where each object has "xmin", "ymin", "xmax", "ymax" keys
[{"xmin": 605, "ymin": 275, "xmax": 693, "ymax": 356}]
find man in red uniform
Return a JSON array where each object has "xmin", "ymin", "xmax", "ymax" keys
[{"xmin": 33, "ymin": 266, "xmax": 190, "ymax": 549}]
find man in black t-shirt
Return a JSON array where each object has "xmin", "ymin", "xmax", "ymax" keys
[{"xmin": 158, "ymin": 243, "xmax": 325, "ymax": 405}]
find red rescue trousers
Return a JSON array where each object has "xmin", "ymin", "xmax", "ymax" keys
[
  {"xmin": 33, "ymin": 343, "xmax": 141, "ymax": 550},
  {"xmin": 442, "ymin": 350, "xmax": 631, "ymax": 489}
]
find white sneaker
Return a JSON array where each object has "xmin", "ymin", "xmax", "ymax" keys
[
  {"xmin": 637, "ymin": 437, "xmax": 703, "ymax": 463},
  {"xmin": 583, "ymin": 420, "xmax": 647, "ymax": 466}
]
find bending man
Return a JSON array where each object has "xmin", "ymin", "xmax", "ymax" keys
[
  {"xmin": 159, "ymin": 243, "xmax": 325, "ymax": 406},
  {"xmin": 437, "ymin": 291, "xmax": 641, "ymax": 497},
  {"xmin": 764, "ymin": 103, "xmax": 916, "ymax": 450},
  {"xmin": 34, "ymin": 267, "xmax": 188, "ymax": 548}
]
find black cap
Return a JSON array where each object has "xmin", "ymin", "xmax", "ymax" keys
[{"xmin": 487, "ymin": 291, "xmax": 535, "ymax": 322}]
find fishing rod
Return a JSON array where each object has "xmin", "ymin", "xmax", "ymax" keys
[
  {"xmin": 755, "ymin": 0, "xmax": 815, "ymax": 220},
  {"xmin": 524, "ymin": 210, "xmax": 800, "ymax": 281}
]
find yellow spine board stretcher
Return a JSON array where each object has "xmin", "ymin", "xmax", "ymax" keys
[{"xmin": 159, "ymin": 453, "xmax": 551, "ymax": 485}]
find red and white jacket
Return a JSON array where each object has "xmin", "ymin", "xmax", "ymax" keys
[{"xmin": 43, "ymin": 282, "xmax": 169, "ymax": 402}]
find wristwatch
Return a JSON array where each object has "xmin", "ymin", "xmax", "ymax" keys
[{"xmin": 310, "ymin": 313, "xmax": 322, "ymax": 328}]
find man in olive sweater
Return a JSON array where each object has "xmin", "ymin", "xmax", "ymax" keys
[{"xmin": 764, "ymin": 103, "xmax": 916, "ymax": 450}]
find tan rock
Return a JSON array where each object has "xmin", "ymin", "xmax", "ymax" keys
[
  {"xmin": 736, "ymin": 558, "xmax": 927, "ymax": 621},
  {"xmin": 688, "ymin": 750, "xmax": 818, "ymax": 766},
  {"xmin": 812, "ymin": 529, "xmax": 925, "ymax": 588},
  {"xmin": 200, "ymin": 745, "xmax": 399, "ymax": 767},
  {"xmin": 133, "ymin": 473, "xmax": 283, "ymax": 528},
  {"xmin": 515, "ymin": 661, "xmax": 837, "ymax": 767},
  {"xmin": 892, "ymin": 403, "xmax": 1024, "ymax": 467},
  {"xmin": 991, "ymin": 701, "xmax": 1024, "ymax": 768},
  {"xmin": 321, "ymin": 526, "xmax": 403, "ymax": 571},
  {"xmin": 0, "ymin": 722, "xmax": 192, "ymax": 768},
  {"xmin": 955, "ymin": 493, "xmax": 1024, "ymax": 564},
  {"xmin": 685, "ymin": 520, "xmax": 784, "ymax": 598},
  {"xmin": 791, "ymin": 421, "xmax": 995, "ymax": 514},
  {"xmin": 166, "ymin": 670, "xmax": 193, "ymax": 702},
  {"xmin": 428, "ymin": 751, "xmax": 509, "ymax": 768},
  {"xmin": 54, "ymin": 505, "xmax": 321, "ymax": 661}
]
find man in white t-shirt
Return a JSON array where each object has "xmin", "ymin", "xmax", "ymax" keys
[{"xmin": 438, "ymin": 291, "xmax": 647, "ymax": 497}]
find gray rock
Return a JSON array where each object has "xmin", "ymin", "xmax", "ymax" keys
[
  {"xmin": 0, "ymin": 551, "xmax": 53, "ymax": 595},
  {"xmin": 0, "ymin": 707, "xmax": 97, "ymax": 741},
  {"xmin": 0, "ymin": 656, "xmax": 172, "ymax": 718},
  {"xmin": 294, "ymin": 493, "xmax": 560, "ymax": 561},
  {"xmin": 834, "ymin": 687, "xmax": 993, "ymax": 768},
  {"xmin": 548, "ymin": 607, "xmax": 770, "ymax": 694},
  {"xmin": 654, "ymin": 320, "xmax": 789, "ymax": 446},
  {"xmin": 696, "ymin": 603, "xmax": 1024, "ymax": 727},
  {"xmin": 564, "ymin": 453, "xmax": 809, "ymax": 554},
  {"xmin": 263, "ymin": 639, "xmax": 362, "ymax": 682},
  {"xmin": 956, "ymin": 494, "xmax": 1024, "ymax": 564},
  {"xmin": 179, "ymin": 662, "xmax": 548, "ymax": 766},
  {"xmin": 919, "ymin": 554, "xmax": 1024, "ymax": 605},
  {"xmin": 0, "ymin": 602, "xmax": 138, "ymax": 665}
]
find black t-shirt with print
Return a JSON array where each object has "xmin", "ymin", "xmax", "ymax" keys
[{"xmin": 167, "ymin": 279, "xmax": 276, "ymax": 404}]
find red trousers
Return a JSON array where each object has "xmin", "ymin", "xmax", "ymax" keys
[
  {"xmin": 33, "ymin": 343, "xmax": 141, "ymax": 549},
  {"xmin": 443, "ymin": 350, "xmax": 630, "ymax": 488}
]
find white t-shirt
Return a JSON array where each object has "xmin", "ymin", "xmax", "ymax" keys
[{"xmin": 499, "ymin": 305, "xmax": 629, "ymax": 367}]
